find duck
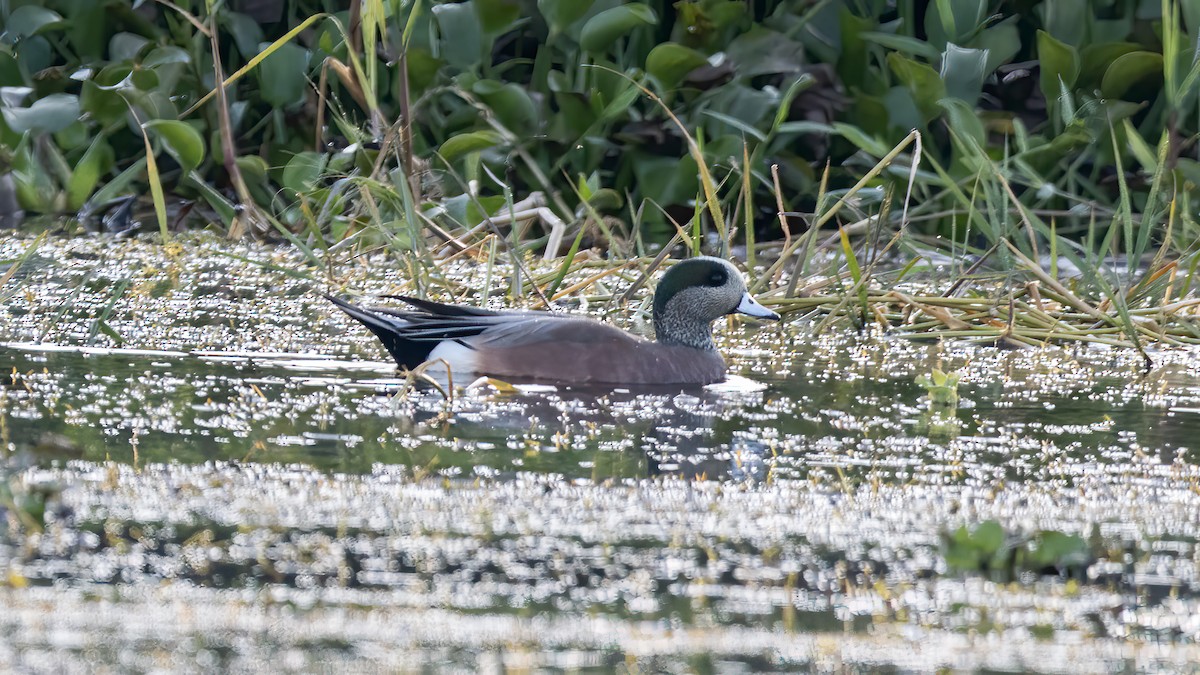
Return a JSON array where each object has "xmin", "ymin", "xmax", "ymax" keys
[{"xmin": 326, "ymin": 256, "xmax": 780, "ymax": 385}]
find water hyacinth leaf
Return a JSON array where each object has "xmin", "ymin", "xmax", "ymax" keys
[
  {"xmin": 281, "ymin": 151, "xmax": 328, "ymax": 193},
  {"xmin": 1036, "ymin": 0, "xmax": 1087, "ymax": 48},
  {"xmin": 143, "ymin": 120, "xmax": 205, "ymax": 173},
  {"xmin": 1100, "ymin": 51, "xmax": 1164, "ymax": 100},
  {"xmin": 940, "ymin": 43, "xmax": 989, "ymax": 104},
  {"xmin": 475, "ymin": 0, "xmax": 521, "ymax": 35},
  {"xmin": 579, "ymin": 5, "xmax": 657, "ymax": 54},
  {"xmin": 224, "ymin": 12, "xmax": 265, "ymax": 58},
  {"xmin": 432, "ymin": 2, "xmax": 484, "ymax": 69},
  {"xmin": 972, "ymin": 18, "xmax": 1020, "ymax": 74},
  {"xmin": 938, "ymin": 98, "xmax": 986, "ymax": 148},
  {"xmin": 1, "ymin": 94, "xmax": 80, "ymax": 134},
  {"xmin": 859, "ymin": 31, "xmax": 941, "ymax": 61},
  {"xmin": 80, "ymin": 80, "xmax": 126, "ymax": 126},
  {"xmin": 726, "ymin": 26, "xmax": 807, "ymax": 76},
  {"xmin": 256, "ymin": 41, "xmax": 309, "ymax": 108},
  {"xmin": 645, "ymin": 42, "xmax": 708, "ymax": 89},
  {"xmin": 538, "ymin": 0, "xmax": 596, "ymax": 35},
  {"xmin": 1036, "ymin": 30, "xmax": 1079, "ymax": 114},
  {"xmin": 887, "ymin": 53, "xmax": 946, "ymax": 122},
  {"xmin": 831, "ymin": 122, "xmax": 889, "ymax": 157},
  {"xmin": 924, "ymin": 0, "xmax": 986, "ymax": 48},
  {"xmin": 66, "ymin": 135, "xmax": 113, "ymax": 211},
  {"xmin": 4, "ymin": 6, "xmax": 65, "ymax": 38},
  {"xmin": 439, "ymin": 130, "xmax": 504, "ymax": 162},
  {"xmin": 142, "ymin": 46, "xmax": 191, "ymax": 68},
  {"xmin": 109, "ymin": 32, "xmax": 149, "ymax": 62},
  {"xmin": 472, "ymin": 80, "xmax": 538, "ymax": 135},
  {"xmin": 1078, "ymin": 42, "xmax": 1141, "ymax": 89}
]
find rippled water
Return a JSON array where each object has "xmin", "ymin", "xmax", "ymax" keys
[{"xmin": 4, "ymin": 234, "xmax": 1200, "ymax": 672}]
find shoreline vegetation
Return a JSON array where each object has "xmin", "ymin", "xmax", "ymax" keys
[{"xmin": 1, "ymin": 1, "xmax": 1199, "ymax": 357}]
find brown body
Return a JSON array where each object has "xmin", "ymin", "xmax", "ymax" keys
[{"xmin": 468, "ymin": 318, "xmax": 727, "ymax": 385}]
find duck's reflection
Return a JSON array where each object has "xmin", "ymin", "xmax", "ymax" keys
[{"xmin": 379, "ymin": 378, "xmax": 772, "ymax": 483}]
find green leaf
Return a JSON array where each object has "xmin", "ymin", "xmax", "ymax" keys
[
  {"xmin": 1036, "ymin": 30, "xmax": 1079, "ymax": 118},
  {"xmin": 831, "ymin": 122, "xmax": 890, "ymax": 157},
  {"xmin": 4, "ymin": 6, "xmax": 65, "ymax": 38},
  {"xmin": 940, "ymin": 43, "xmax": 989, "ymax": 104},
  {"xmin": 1, "ymin": 94, "xmax": 80, "ymax": 134},
  {"xmin": 726, "ymin": 25, "xmax": 807, "ymax": 77},
  {"xmin": 281, "ymin": 151, "xmax": 328, "ymax": 193},
  {"xmin": 66, "ymin": 135, "xmax": 112, "ymax": 210},
  {"xmin": 887, "ymin": 53, "xmax": 946, "ymax": 122},
  {"xmin": 1101, "ymin": 51, "xmax": 1164, "ymax": 100},
  {"xmin": 1078, "ymin": 42, "xmax": 1140, "ymax": 90},
  {"xmin": 109, "ymin": 32, "xmax": 149, "ymax": 62},
  {"xmin": 475, "ymin": 0, "xmax": 521, "ymax": 35},
  {"xmin": 924, "ymin": 0, "xmax": 986, "ymax": 48},
  {"xmin": 256, "ymin": 41, "xmax": 309, "ymax": 108},
  {"xmin": 859, "ymin": 32, "xmax": 941, "ymax": 61},
  {"xmin": 537, "ymin": 0, "xmax": 596, "ymax": 35},
  {"xmin": 439, "ymin": 130, "xmax": 504, "ymax": 162},
  {"xmin": 970, "ymin": 18, "xmax": 1020, "ymax": 73},
  {"xmin": 579, "ymin": 4, "xmax": 657, "ymax": 54},
  {"xmin": 939, "ymin": 98, "xmax": 986, "ymax": 148},
  {"xmin": 1036, "ymin": 0, "xmax": 1088, "ymax": 48},
  {"xmin": 646, "ymin": 42, "xmax": 708, "ymax": 89},
  {"xmin": 143, "ymin": 120, "xmax": 206, "ymax": 173},
  {"xmin": 142, "ymin": 46, "xmax": 191, "ymax": 68},
  {"xmin": 472, "ymin": 80, "xmax": 538, "ymax": 135},
  {"xmin": 433, "ymin": 2, "xmax": 485, "ymax": 69}
]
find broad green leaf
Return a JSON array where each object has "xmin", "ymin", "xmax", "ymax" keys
[
  {"xmin": 938, "ymin": 98, "xmax": 986, "ymax": 148},
  {"xmin": 970, "ymin": 18, "xmax": 1020, "ymax": 73},
  {"xmin": 1078, "ymin": 42, "xmax": 1141, "ymax": 89},
  {"xmin": 1, "ymin": 93, "xmax": 80, "ymax": 134},
  {"xmin": 4, "ymin": 6, "xmax": 65, "ymax": 38},
  {"xmin": 109, "ymin": 32, "xmax": 149, "ymax": 62},
  {"xmin": 859, "ymin": 31, "xmax": 941, "ymax": 60},
  {"xmin": 645, "ymin": 42, "xmax": 708, "ymax": 89},
  {"xmin": 726, "ymin": 25, "xmax": 807, "ymax": 76},
  {"xmin": 281, "ymin": 151, "xmax": 328, "ymax": 193},
  {"xmin": 143, "ymin": 120, "xmax": 206, "ymax": 173},
  {"xmin": 1036, "ymin": 30, "xmax": 1079, "ymax": 118},
  {"xmin": 143, "ymin": 46, "xmax": 192, "ymax": 68},
  {"xmin": 579, "ymin": 5, "xmax": 657, "ymax": 54},
  {"xmin": 256, "ymin": 41, "xmax": 309, "ymax": 108},
  {"xmin": 1036, "ymin": 0, "xmax": 1088, "ymax": 48},
  {"xmin": 475, "ymin": 0, "xmax": 521, "ymax": 35},
  {"xmin": 831, "ymin": 122, "xmax": 890, "ymax": 157},
  {"xmin": 439, "ymin": 130, "xmax": 504, "ymax": 162},
  {"xmin": 80, "ymin": 80, "xmax": 127, "ymax": 126},
  {"xmin": 432, "ymin": 2, "xmax": 484, "ymax": 69},
  {"xmin": 1101, "ymin": 51, "xmax": 1164, "ymax": 100},
  {"xmin": 940, "ymin": 43, "xmax": 989, "ymax": 104},
  {"xmin": 473, "ymin": 80, "xmax": 538, "ymax": 135},
  {"xmin": 924, "ymin": 0, "xmax": 986, "ymax": 48},
  {"xmin": 66, "ymin": 135, "xmax": 113, "ymax": 210},
  {"xmin": 538, "ymin": 0, "xmax": 596, "ymax": 35},
  {"xmin": 887, "ymin": 53, "xmax": 946, "ymax": 122}
]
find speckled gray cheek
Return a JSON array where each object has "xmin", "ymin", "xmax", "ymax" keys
[{"xmin": 654, "ymin": 286, "xmax": 732, "ymax": 350}]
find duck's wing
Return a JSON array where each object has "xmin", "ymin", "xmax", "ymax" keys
[{"xmin": 326, "ymin": 294, "xmax": 585, "ymax": 368}]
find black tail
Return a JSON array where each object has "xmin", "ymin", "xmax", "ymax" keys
[{"xmin": 324, "ymin": 294, "xmax": 436, "ymax": 368}]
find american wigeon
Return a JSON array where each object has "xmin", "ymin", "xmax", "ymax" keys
[{"xmin": 327, "ymin": 256, "xmax": 779, "ymax": 385}]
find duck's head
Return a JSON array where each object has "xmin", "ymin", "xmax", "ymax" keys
[{"xmin": 652, "ymin": 257, "xmax": 780, "ymax": 349}]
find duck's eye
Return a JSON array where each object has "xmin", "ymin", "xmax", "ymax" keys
[{"xmin": 707, "ymin": 270, "xmax": 727, "ymax": 287}]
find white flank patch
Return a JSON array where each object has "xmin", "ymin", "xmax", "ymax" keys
[{"xmin": 426, "ymin": 341, "xmax": 479, "ymax": 373}]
